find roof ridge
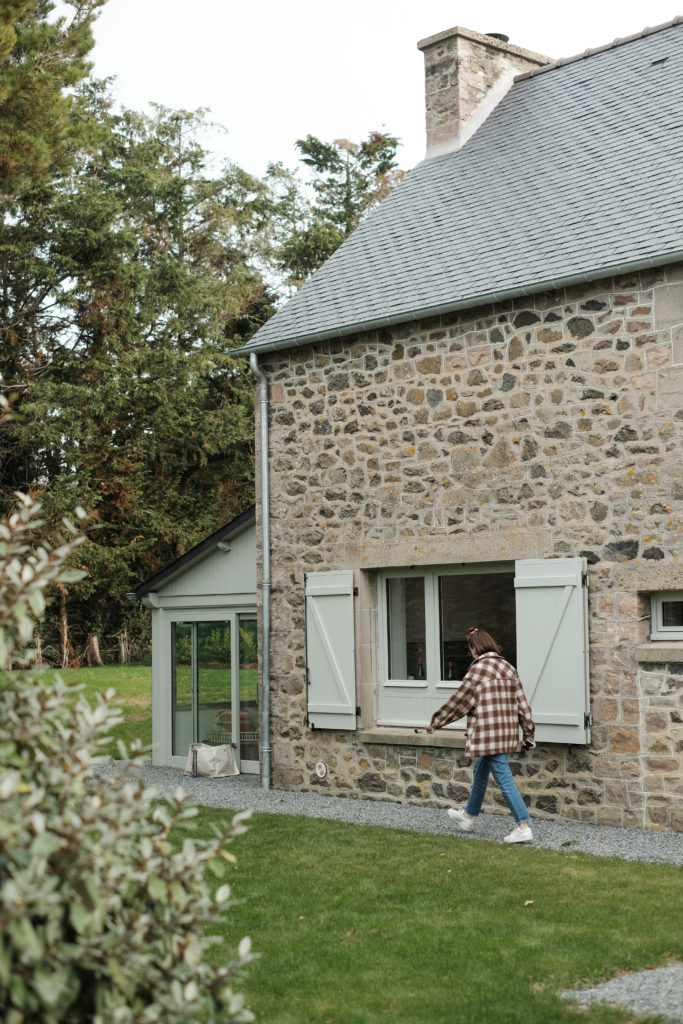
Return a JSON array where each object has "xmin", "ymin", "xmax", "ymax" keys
[{"xmin": 514, "ymin": 15, "xmax": 683, "ymax": 81}]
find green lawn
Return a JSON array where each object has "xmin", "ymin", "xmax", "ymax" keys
[
  {"xmin": 35, "ymin": 664, "xmax": 153, "ymax": 756},
  {"xmin": 36, "ymin": 664, "xmax": 258, "ymax": 756},
  {"xmin": 194, "ymin": 808, "xmax": 681, "ymax": 1024},
  {"xmin": 15, "ymin": 666, "xmax": 681, "ymax": 1022}
]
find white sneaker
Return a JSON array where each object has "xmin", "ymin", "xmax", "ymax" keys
[
  {"xmin": 447, "ymin": 808, "xmax": 474, "ymax": 832},
  {"xmin": 503, "ymin": 825, "xmax": 533, "ymax": 844}
]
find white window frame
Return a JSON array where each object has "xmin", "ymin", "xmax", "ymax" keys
[
  {"xmin": 377, "ymin": 562, "xmax": 514, "ymax": 729},
  {"xmin": 650, "ymin": 590, "xmax": 683, "ymax": 641},
  {"xmin": 376, "ymin": 557, "xmax": 590, "ymax": 744}
]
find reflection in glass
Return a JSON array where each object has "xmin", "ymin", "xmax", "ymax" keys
[
  {"xmin": 662, "ymin": 600, "xmax": 683, "ymax": 628},
  {"xmin": 239, "ymin": 618, "xmax": 259, "ymax": 763},
  {"xmin": 439, "ymin": 573, "xmax": 516, "ymax": 682},
  {"xmin": 172, "ymin": 622, "xmax": 192, "ymax": 756},
  {"xmin": 198, "ymin": 621, "xmax": 231, "ymax": 744},
  {"xmin": 386, "ymin": 577, "xmax": 426, "ymax": 679},
  {"xmin": 172, "ymin": 621, "xmax": 232, "ymax": 756}
]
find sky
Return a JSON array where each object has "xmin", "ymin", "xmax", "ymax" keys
[{"xmin": 90, "ymin": 0, "xmax": 680, "ymax": 176}]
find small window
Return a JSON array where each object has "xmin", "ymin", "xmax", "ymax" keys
[{"xmin": 651, "ymin": 591, "xmax": 683, "ymax": 640}]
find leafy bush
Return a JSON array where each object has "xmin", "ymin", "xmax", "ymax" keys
[{"xmin": 0, "ymin": 495, "xmax": 255, "ymax": 1023}]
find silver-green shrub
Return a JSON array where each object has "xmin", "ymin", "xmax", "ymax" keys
[{"xmin": 0, "ymin": 495, "xmax": 255, "ymax": 1023}]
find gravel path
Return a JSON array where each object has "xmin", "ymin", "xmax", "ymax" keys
[
  {"xmin": 97, "ymin": 760, "xmax": 682, "ymax": 865},
  {"xmin": 561, "ymin": 964, "xmax": 683, "ymax": 1023},
  {"xmin": 95, "ymin": 760, "xmax": 683, "ymax": 1022}
]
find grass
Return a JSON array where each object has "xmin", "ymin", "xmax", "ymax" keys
[
  {"xmin": 34, "ymin": 664, "xmax": 258, "ymax": 757},
  {"xmin": 36, "ymin": 664, "xmax": 153, "ymax": 756},
  {"xmin": 192, "ymin": 807, "xmax": 681, "ymax": 1024},
  {"xmin": 13, "ymin": 666, "xmax": 680, "ymax": 1021}
]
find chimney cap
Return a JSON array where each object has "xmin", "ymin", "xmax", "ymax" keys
[{"xmin": 486, "ymin": 32, "xmax": 510, "ymax": 42}]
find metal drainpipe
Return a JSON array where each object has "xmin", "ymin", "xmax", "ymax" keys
[{"xmin": 249, "ymin": 352, "xmax": 271, "ymax": 790}]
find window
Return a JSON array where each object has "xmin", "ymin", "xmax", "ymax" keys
[
  {"xmin": 302, "ymin": 559, "xmax": 590, "ymax": 745},
  {"xmin": 378, "ymin": 563, "xmax": 516, "ymax": 728},
  {"xmin": 376, "ymin": 558, "xmax": 590, "ymax": 744},
  {"xmin": 651, "ymin": 591, "xmax": 683, "ymax": 640}
]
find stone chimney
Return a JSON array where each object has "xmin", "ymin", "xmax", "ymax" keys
[{"xmin": 417, "ymin": 26, "xmax": 551, "ymax": 158}]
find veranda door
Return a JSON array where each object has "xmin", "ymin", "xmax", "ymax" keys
[{"xmin": 171, "ymin": 614, "xmax": 259, "ymax": 773}]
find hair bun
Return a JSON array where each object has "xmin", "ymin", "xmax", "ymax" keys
[{"xmin": 467, "ymin": 626, "xmax": 478, "ymax": 636}]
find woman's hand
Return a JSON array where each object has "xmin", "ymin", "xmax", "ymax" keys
[{"xmin": 425, "ymin": 724, "xmax": 434, "ymax": 734}]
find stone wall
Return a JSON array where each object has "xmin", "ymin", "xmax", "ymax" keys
[{"xmin": 258, "ymin": 264, "xmax": 683, "ymax": 831}]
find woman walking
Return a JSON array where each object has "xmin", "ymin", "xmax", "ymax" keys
[{"xmin": 426, "ymin": 626, "xmax": 536, "ymax": 843}]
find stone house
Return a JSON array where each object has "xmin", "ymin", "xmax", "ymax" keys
[{"xmin": 234, "ymin": 21, "xmax": 683, "ymax": 830}]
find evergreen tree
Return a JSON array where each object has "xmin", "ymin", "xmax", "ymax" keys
[
  {"xmin": 267, "ymin": 131, "xmax": 403, "ymax": 290},
  {"xmin": 14, "ymin": 98, "xmax": 274, "ymax": 660},
  {"xmin": 0, "ymin": 0, "xmax": 105, "ymax": 198}
]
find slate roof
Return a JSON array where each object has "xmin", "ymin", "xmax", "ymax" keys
[{"xmin": 240, "ymin": 19, "xmax": 683, "ymax": 356}]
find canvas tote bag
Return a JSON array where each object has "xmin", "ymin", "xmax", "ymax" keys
[{"xmin": 184, "ymin": 742, "xmax": 239, "ymax": 778}]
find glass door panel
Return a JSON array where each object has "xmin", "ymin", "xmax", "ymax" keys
[
  {"xmin": 238, "ymin": 618, "xmax": 259, "ymax": 764},
  {"xmin": 172, "ymin": 622, "xmax": 193, "ymax": 756},
  {"xmin": 171, "ymin": 616, "xmax": 258, "ymax": 771},
  {"xmin": 197, "ymin": 621, "xmax": 232, "ymax": 745}
]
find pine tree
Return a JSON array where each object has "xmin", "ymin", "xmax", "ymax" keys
[{"xmin": 267, "ymin": 131, "xmax": 403, "ymax": 290}]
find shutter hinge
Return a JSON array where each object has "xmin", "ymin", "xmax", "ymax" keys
[
  {"xmin": 584, "ymin": 713, "xmax": 592, "ymax": 729},
  {"xmin": 582, "ymin": 570, "xmax": 589, "ymax": 587},
  {"xmin": 353, "ymin": 586, "xmax": 359, "ymax": 596},
  {"xmin": 356, "ymin": 706, "xmax": 361, "ymax": 716}
]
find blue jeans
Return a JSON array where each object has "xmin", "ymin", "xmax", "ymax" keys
[{"xmin": 465, "ymin": 754, "xmax": 530, "ymax": 825}]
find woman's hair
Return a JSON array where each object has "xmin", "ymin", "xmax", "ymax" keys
[{"xmin": 466, "ymin": 626, "xmax": 502, "ymax": 657}]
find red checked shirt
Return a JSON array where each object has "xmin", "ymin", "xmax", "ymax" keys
[{"xmin": 428, "ymin": 652, "xmax": 535, "ymax": 756}]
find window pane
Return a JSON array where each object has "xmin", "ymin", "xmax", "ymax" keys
[
  {"xmin": 439, "ymin": 573, "xmax": 516, "ymax": 681},
  {"xmin": 239, "ymin": 617, "xmax": 259, "ymax": 762},
  {"xmin": 172, "ymin": 622, "xmax": 193, "ymax": 756},
  {"xmin": 662, "ymin": 600, "xmax": 683, "ymax": 628},
  {"xmin": 197, "ymin": 622, "xmax": 231, "ymax": 745},
  {"xmin": 386, "ymin": 577, "xmax": 426, "ymax": 679}
]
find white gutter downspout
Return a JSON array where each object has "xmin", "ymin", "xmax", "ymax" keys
[{"xmin": 250, "ymin": 352, "xmax": 271, "ymax": 791}]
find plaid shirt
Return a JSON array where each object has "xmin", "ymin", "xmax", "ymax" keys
[{"xmin": 429, "ymin": 653, "xmax": 535, "ymax": 756}]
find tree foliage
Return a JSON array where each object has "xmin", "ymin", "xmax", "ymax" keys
[
  {"xmin": 20, "ymin": 99, "xmax": 273, "ymax": 652},
  {"xmin": 1, "ymin": 39, "xmax": 274, "ymax": 657},
  {"xmin": 267, "ymin": 130, "xmax": 403, "ymax": 290},
  {"xmin": 0, "ymin": 0, "xmax": 105, "ymax": 198},
  {"xmin": 0, "ymin": 0, "xmax": 404, "ymax": 661},
  {"xmin": 0, "ymin": 493, "xmax": 255, "ymax": 1022}
]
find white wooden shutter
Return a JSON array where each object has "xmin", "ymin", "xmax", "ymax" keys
[
  {"xmin": 305, "ymin": 570, "xmax": 357, "ymax": 730},
  {"xmin": 515, "ymin": 558, "xmax": 590, "ymax": 744}
]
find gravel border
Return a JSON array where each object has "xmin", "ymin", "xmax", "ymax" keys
[
  {"xmin": 94, "ymin": 760, "xmax": 682, "ymax": 866},
  {"xmin": 561, "ymin": 963, "xmax": 683, "ymax": 1023},
  {"xmin": 93, "ymin": 760, "xmax": 682, "ymax": 1023}
]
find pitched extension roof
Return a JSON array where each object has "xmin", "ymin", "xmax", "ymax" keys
[
  {"xmin": 131, "ymin": 505, "xmax": 255, "ymax": 600},
  {"xmin": 240, "ymin": 18, "xmax": 683, "ymax": 357}
]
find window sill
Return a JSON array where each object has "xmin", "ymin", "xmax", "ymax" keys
[
  {"xmin": 633, "ymin": 641, "xmax": 683, "ymax": 663},
  {"xmin": 358, "ymin": 727, "xmax": 467, "ymax": 749}
]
